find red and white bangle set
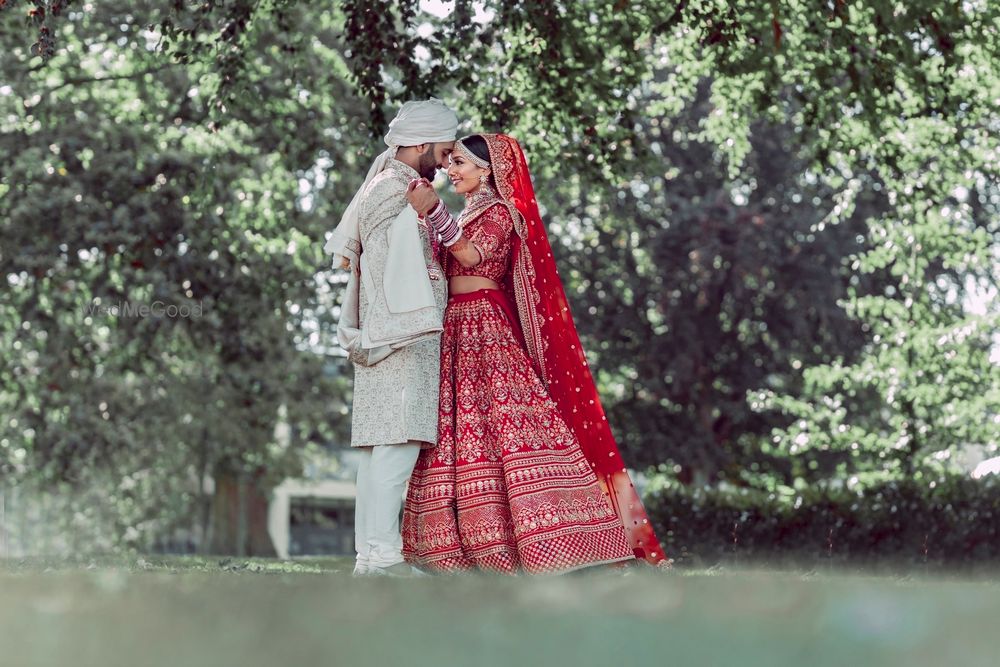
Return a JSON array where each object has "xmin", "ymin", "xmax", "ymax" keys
[{"xmin": 425, "ymin": 201, "xmax": 463, "ymax": 247}]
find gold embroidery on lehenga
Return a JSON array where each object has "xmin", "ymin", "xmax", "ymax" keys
[{"xmin": 401, "ymin": 290, "xmax": 633, "ymax": 574}]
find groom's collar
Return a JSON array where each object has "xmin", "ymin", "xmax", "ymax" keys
[{"xmin": 389, "ymin": 158, "xmax": 420, "ymax": 181}]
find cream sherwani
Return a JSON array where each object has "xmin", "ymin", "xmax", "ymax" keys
[
  {"xmin": 326, "ymin": 98, "xmax": 457, "ymax": 574},
  {"xmin": 349, "ymin": 160, "xmax": 447, "ymax": 448},
  {"xmin": 350, "ymin": 159, "xmax": 447, "ymax": 572}
]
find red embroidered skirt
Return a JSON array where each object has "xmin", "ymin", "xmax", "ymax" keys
[{"xmin": 402, "ymin": 288, "xmax": 634, "ymax": 574}]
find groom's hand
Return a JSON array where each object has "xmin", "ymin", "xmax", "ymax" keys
[{"xmin": 406, "ymin": 178, "xmax": 439, "ymax": 216}]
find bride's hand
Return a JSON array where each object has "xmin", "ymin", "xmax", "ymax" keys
[{"xmin": 406, "ymin": 179, "xmax": 439, "ymax": 216}]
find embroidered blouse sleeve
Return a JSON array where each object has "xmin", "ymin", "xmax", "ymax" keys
[{"xmin": 467, "ymin": 203, "xmax": 514, "ymax": 263}]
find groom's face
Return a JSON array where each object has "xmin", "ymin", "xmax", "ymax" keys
[{"xmin": 417, "ymin": 141, "xmax": 455, "ymax": 180}]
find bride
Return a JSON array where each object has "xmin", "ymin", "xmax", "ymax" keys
[{"xmin": 401, "ymin": 134, "xmax": 667, "ymax": 574}]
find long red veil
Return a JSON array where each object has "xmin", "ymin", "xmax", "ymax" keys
[{"xmin": 482, "ymin": 134, "xmax": 669, "ymax": 567}]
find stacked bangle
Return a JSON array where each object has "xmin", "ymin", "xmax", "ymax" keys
[{"xmin": 426, "ymin": 201, "xmax": 463, "ymax": 247}]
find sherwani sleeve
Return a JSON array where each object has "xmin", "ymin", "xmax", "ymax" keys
[
  {"xmin": 338, "ymin": 179, "xmax": 400, "ymax": 366},
  {"xmin": 350, "ymin": 175, "xmax": 441, "ymax": 365},
  {"xmin": 359, "ymin": 179, "xmax": 408, "ymax": 244},
  {"xmin": 360, "ymin": 177, "xmax": 436, "ymax": 315}
]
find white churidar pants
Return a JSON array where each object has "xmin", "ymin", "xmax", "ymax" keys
[{"xmin": 354, "ymin": 441, "xmax": 422, "ymax": 570}]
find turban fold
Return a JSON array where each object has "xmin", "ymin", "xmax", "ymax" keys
[{"xmin": 324, "ymin": 98, "xmax": 458, "ymax": 269}]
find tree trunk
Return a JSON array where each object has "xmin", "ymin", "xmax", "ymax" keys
[
  {"xmin": 209, "ymin": 465, "xmax": 277, "ymax": 557},
  {"xmin": 197, "ymin": 429, "xmax": 212, "ymax": 555}
]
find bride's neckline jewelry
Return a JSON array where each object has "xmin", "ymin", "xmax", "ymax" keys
[
  {"xmin": 459, "ymin": 182, "xmax": 500, "ymax": 227},
  {"xmin": 464, "ymin": 181, "xmax": 497, "ymax": 202}
]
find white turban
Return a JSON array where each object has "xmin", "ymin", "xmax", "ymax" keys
[{"xmin": 324, "ymin": 98, "xmax": 458, "ymax": 269}]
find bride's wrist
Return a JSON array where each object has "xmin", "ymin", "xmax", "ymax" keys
[{"xmin": 425, "ymin": 200, "xmax": 444, "ymax": 219}]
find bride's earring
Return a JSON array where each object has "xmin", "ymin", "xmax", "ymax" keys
[{"xmin": 479, "ymin": 174, "xmax": 488, "ymax": 185}]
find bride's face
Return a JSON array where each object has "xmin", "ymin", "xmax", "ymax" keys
[{"xmin": 447, "ymin": 152, "xmax": 490, "ymax": 195}]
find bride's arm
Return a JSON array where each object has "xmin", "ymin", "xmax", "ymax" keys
[
  {"xmin": 441, "ymin": 234, "xmax": 481, "ymax": 268},
  {"xmin": 424, "ymin": 201, "xmax": 481, "ymax": 267},
  {"xmin": 406, "ymin": 181, "xmax": 481, "ymax": 267}
]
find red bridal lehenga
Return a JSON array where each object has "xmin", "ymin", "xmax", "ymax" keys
[{"xmin": 402, "ymin": 134, "xmax": 668, "ymax": 574}]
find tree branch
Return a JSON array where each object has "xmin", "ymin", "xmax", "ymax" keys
[{"xmin": 34, "ymin": 63, "xmax": 177, "ymax": 105}]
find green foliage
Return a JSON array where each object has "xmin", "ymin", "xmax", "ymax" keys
[
  {"xmin": 1, "ymin": 0, "xmax": 998, "ymax": 551},
  {"xmin": 646, "ymin": 471, "xmax": 1000, "ymax": 569},
  {"xmin": 541, "ymin": 90, "xmax": 890, "ymax": 481},
  {"xmin": 749, "ymin": 44, "xmax": 1000, "ymax": 480},
  {"xmin": 0, "ymin": 1, "xmax": 359, "ymax": 546}
]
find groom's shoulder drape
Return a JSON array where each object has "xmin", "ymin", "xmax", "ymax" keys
[
  {"xmin": 359, "ymin": 171, "xmax": 408, "ymax": 238},
  {"xmin": 341, "ymin": 170, "xmax": 441, "ymax": 363}
]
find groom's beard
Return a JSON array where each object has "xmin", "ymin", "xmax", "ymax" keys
[{"xmin": 417, "ymin": 149, "xmax": 437, "ymax": 181}]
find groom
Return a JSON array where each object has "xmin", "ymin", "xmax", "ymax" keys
[{"xmin": 325, "ymin": 99, "xmax": 457, "ymax": 576}]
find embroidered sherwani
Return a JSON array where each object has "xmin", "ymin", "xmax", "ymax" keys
[{"xmin": 350, "ymin": 160, "xmax": 447, "ymax": 447}]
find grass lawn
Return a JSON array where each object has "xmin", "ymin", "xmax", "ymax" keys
[{"xmin": 1, "ymin": 555, "xmax": 995, "ymax": 667}]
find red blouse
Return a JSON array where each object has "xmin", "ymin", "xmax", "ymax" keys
[{"xmin": 445, "ymin": 202, "xmax": 514, "ymax": 282}]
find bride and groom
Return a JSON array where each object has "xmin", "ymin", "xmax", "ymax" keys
[{"xmin": 325, "ymin": 98, "xmax": 666, "ymax": 576}]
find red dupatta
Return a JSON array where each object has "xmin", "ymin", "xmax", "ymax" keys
[{"xmin": 481, "ymin": 134, "xmax": 669, "ymax": 568}]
